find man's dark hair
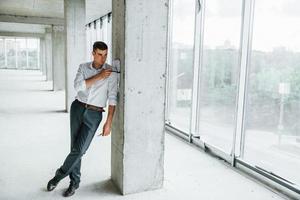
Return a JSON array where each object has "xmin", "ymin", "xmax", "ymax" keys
[{"xmin": 93, "ymin": 41, "xmax": 108, "ymax": 51}]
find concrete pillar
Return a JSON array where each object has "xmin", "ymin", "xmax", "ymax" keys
[
  {"xmin": 37, "ymin": 39, "xmax": 40, "ymax": 70},
  {"xmin": 40, "ymin": 38, "xmax": 47, "ymax": 77},
  {"xmin": 15, "ymin": 38, "xmax": 18, "ymax": 69},
  {"xmin": 26, "ymin": 38, "xmax": 29, "ymax": 69},
  {"xmin": 64, "ymin": 0, "xmax": 86, "ymax": 111},
  {"xmin": 111, "ymin": 0, "xmax": 168, "ymax": 195},
  {"xmin": 52, "ymin": 25, "xmax": 65, "ymax": 91},
  {"xmin": 45, "ymin": 27, "xmax": 53, "ymax": 83},
  {"xmin": 4, "ymin": 38, "xmax": 7, "ymax": 67}
]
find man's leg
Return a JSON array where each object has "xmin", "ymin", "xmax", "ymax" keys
[
  {"xmin": 47, "ymin": 100, "xmax": 85, "ymax": 192},
  {"xmin": 54, "ymin": 109, "xmax": 102, "ymax": 183},
  {"xmin": 69, "ymin": 100, "xmax": 85, "ymax": 187}
]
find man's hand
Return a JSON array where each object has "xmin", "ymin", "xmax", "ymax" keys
[
  {"xmin": 99, "ymin": 106, "xmax": 115, "ymax": 137},
  {"xmin": 97, "ymin": 69, "xmax": 112, "ymax": 80},
  {"xmin": 85, "ymin": 69, "xmax": 112, "ymax": 89},
  {"xmin": 101, "ymin": 121, "xmax": 112, "ymax": 136}
]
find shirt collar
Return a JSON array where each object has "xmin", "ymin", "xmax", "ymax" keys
[{"xmin": 90, "ymin": 62, "xmax": 106, "ymax": 70}]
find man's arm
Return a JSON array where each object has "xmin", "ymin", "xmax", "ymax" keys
[
  {"xmin": 102, "ymin": 69, "xmax": 119, "ymax": 136},
  {"xmin": 102, "ymin": 105, "xmax": 116, "ymax": 136},
  {"xmin": 85, "ymin": 69, "xmax": 112, "ymax": 88},
  {"xmin": 74, "ymin": 65, "xmax": 112, "ymax": 91}
]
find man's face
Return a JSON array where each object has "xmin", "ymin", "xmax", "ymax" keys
[{"xmin": 92, "ymin": 49, "xmax": 108, "ymax": 66}]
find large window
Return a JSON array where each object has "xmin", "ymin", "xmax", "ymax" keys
[
  {"xmin": 0, "ymin": 37, "xmax": 40, "ymax": 70},
  {"xmin": 86, "ymin": 13, "xmax": 112, "ymax": 64},
  {"xmin": 166, "ymin": 0, "xmax": 300, "ymax": 195},
  {"xmin": 197, "ymin": 0, "xmax": 243, "ymax": 153},
  {"xmin": 166, "ymin": 0, "xmax": 196, "ymax": 132},
  {"xmin": 242, "ymin": 0, "xmax": 300, "ymax": 187},
  {"xmin": 6, "ymin": 38, "xmax": 16, "ymax": 69}
]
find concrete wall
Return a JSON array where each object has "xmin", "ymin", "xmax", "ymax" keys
[{"xmin": 111, "ymin": 0, "xmax": 168, "ymax": 195}]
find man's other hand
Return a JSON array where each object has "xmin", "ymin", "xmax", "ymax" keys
[{"xmin": 101, "ymin": 122, "xmax": 111, "ymax": 136}]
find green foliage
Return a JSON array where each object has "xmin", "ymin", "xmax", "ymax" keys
[{"xmin": 174, "ymin": 45, "xmax": 300, "ymax": 135}]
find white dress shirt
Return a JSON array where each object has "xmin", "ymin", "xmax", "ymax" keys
[{"xmin": 74, "ymin": 61, "xmax": 118, "ymax": 107}]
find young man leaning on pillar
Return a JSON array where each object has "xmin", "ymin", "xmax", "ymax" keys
[{"xmin": 47, "ymin": 41, "xmax": 118, "ymax": 197}]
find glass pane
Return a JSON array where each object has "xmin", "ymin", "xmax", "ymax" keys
[
  {"xmin": 99, "ymin": 19, "xmax": 103, "ymax": 41},
  {"xmin": 27, "ymin": 38, "xmax": 38, "ymax": 69},
  {"xmin": 96, "ymin": 19, "xmax": 101, "ymax": 41},
  {"xmin": 91, "ymin": 22, "xmax": 97, "ymax": 45},
  {"xmin": 197, "ymin": 0, "xmax": 242, "ymax": 153},
  {"xmin": 167, "ymin": 0, "xmax": 196, "ymax": 132},
  {"xmin": 107, "ymin": 16, "xmax": 112, "ymax": 64},
  {"xmin": 16, "ymin": 38, "xmax": 27, "ymax": 69},
  {"xmin": 102, "ymin": 16, "xmax": 108, "ymax": 43},
  {"xmin": 86, "ymin": 25, "xmax": 92, "ymax": 60},
  {"xmin": 6, "ymin": 38, "xmax": 16, "ymax": 69},
  {"xmin": 243, "ymin": 0, "xmax": 300, "ymax": 186}
]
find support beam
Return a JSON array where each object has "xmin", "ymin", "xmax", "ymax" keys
[
  {"xmin": 0, "ymin": 32, "xmax": 44, "ymax": 38},
  {"xmin": 45, "ymin": 27, "xmax": 53, "ymax": 84},
  {"xmin": 15, "ymin": 38, "xmax": 17, "ymax": 69},
  {"xmin": 40, "ymin": 38, "xmax": 47, "ymax": 77},
  {"xmin": 0, "ymin": 14, "xmax": 64, "ymax": 25},
  {"xmin": 26, "ymin": 38, "xmax": 29, "ymax": 69},
  {"xmin": 64, "ymin": 0, "xmax": 86, "ymax": 111},
  {"xmin": 37, "ymin": 39, "xmax": 40, "ymax": 70},
  {"xmin": 52, "ymin": 25, "xmax": 65, "ymax": 91},
  {"xmin": 4, "ymin": 38, "xmax": 7, "ymax": 67},
  {"xmin": 111, "ymin": 0, "xmax": 168, "ymax": 195}
]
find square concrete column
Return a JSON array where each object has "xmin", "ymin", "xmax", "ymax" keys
[
  {"xmin": 45, "ymin": 27, "xmax": 53, "ymax": 83},
  {"xmin": 64, "ymin": 0, "xmax": 86, "ymax": 111},
  {"xmin": 40, "ymin": 38, "xmax": 47, "ymax": 77},
  {"xmin": 111, "ymin": 0, "xmax": 168, "ymax": 195},
  {"xmin": 52, "ymin": 25, "xmax": 65, "ymax": 91}
]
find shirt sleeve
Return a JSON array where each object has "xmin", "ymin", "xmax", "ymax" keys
[
  {"xmin": 74, "ymin": 64, "xmax": 86, "ymax": 92},
  {"xmin": 107, "ymin": 73, "xmax": 118, "ymax": 106}
]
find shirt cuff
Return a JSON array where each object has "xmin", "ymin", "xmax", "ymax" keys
[{"xmin": 108, "ymin": 98, "xmax": 117, "ymax": 106}]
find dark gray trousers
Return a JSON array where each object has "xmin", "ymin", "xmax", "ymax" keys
[{"xmin": 54, "ymin": 99, "xmax": 103, "ymax": 187}]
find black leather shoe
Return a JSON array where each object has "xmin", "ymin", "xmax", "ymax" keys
[
  {"xmin": 47, "ymin": 177, "xmax": 59, "ymax": 191},
  {"xmin": 63, "ymin": 184, "xmax": 78, "ymax": 197}
]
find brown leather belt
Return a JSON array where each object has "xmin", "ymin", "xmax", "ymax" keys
[{"xmin": 76, "ymin": 99, "xmax": 105, "ymax": 112}]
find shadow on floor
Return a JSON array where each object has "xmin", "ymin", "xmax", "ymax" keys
[{"xmin": 80, "ymin": 178, "xmax": 121, "ymax": 196}]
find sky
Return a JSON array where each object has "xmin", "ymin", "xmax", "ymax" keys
[{"xmin": 171, "ymin": 0, "xmax": 300, "ymax": 52}]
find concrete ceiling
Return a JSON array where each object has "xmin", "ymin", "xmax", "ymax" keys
[
  {"xmin": 86, "ymin": 0, "xmax": 112, "ymax": 23},
  {"xmin": 0, "ymin": 0, "xmax": 111, "ymax": 24}
]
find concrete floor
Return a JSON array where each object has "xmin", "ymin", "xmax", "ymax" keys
[{"xmin": 0, "ymin": 69, "xmax": 288, "ymax": 200}]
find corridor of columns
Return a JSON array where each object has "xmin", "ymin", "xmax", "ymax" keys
[{"xmin": 0, "ymin": 69, "xmax": 284, "ymax": 199}]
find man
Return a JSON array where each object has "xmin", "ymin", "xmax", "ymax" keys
[{"xmin": 47, "ymin": 41, "xmax": 118, "ymax": 197}]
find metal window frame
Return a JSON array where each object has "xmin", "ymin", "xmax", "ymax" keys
[
  {"xmin": 189, "ymin": 0, "xmax": 204, "ymax": 142},
  {"xmin": 232, "ymin": 0, "xmax": 254, "ymax": 163}
]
